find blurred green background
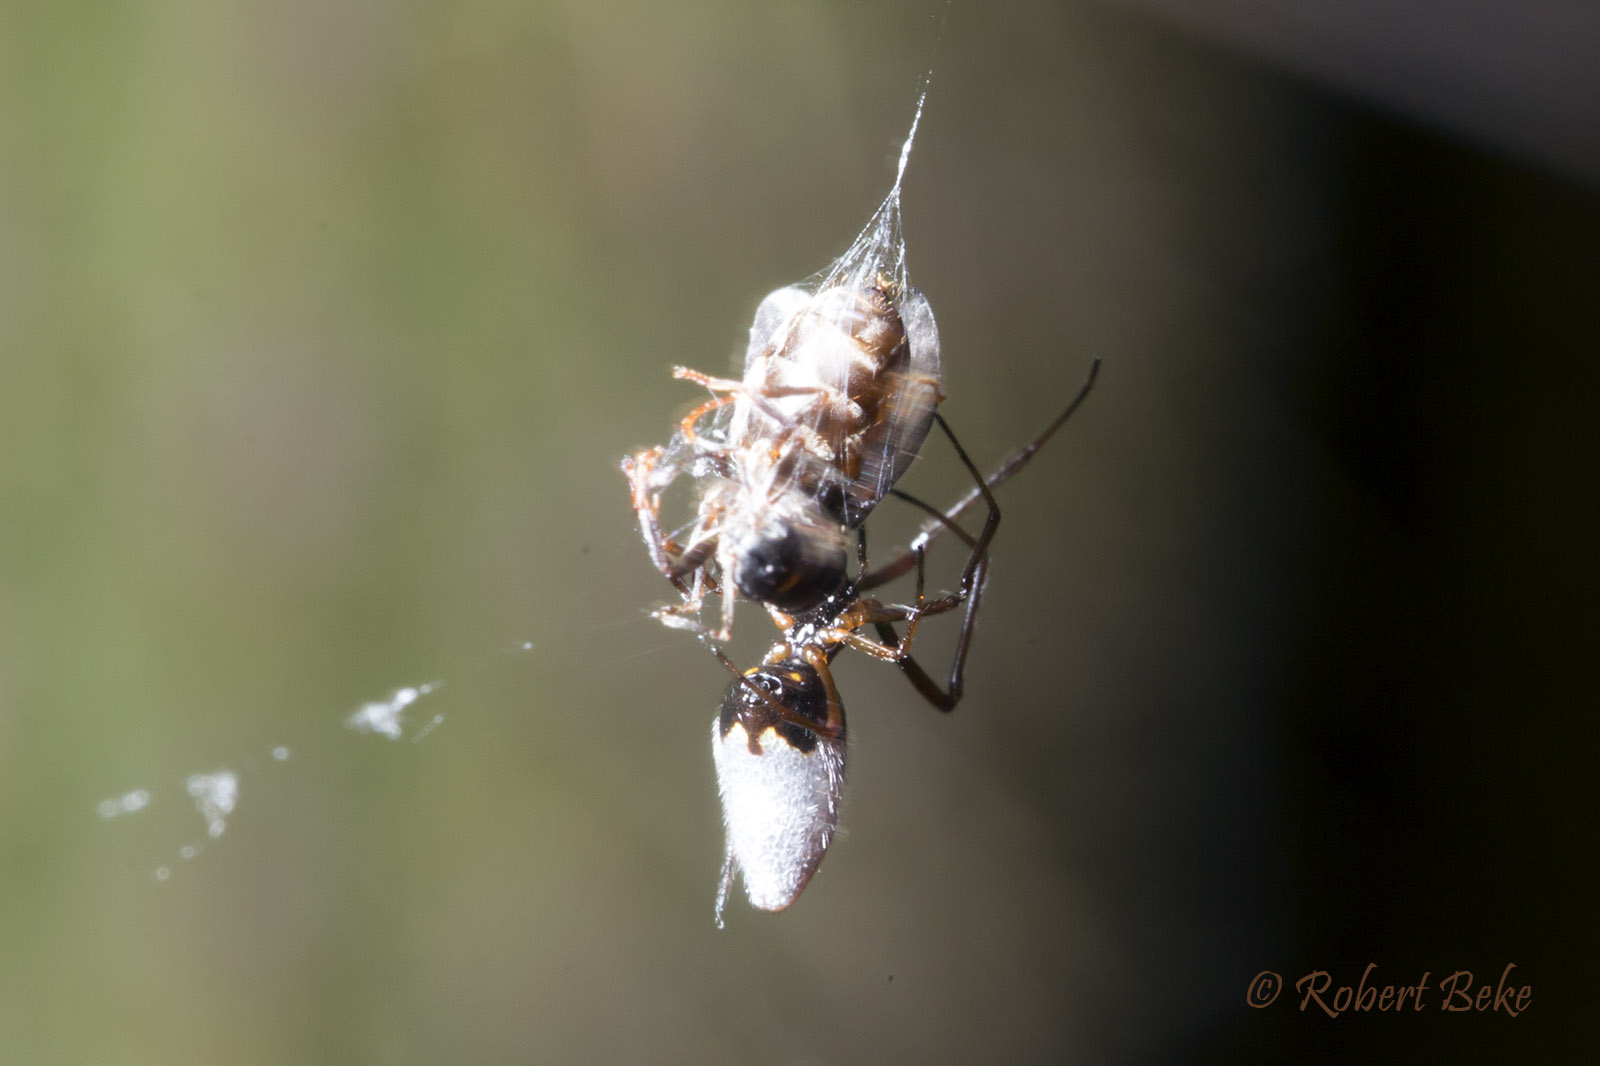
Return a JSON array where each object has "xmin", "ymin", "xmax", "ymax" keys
[{"xmin": 2, "ymin": 0, "xmax": 1596, "ymax": 1062}]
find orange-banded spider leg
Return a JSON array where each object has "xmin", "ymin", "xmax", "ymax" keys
[
  {"xmin": 848, "ymin": 409, "xmax": 1004, "ymax": 711},
  {"xmin": 861, "ymin": 356, "xmax": 1099, "ymax": 590},
  {"xmin": 872, "ymin": 546, "xmax": 990, "ymax": 712},
  {"xmin": 841, "ymin": 358, "xmax": 1100, "ymax": 709}
]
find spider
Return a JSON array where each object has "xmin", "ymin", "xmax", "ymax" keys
[{"xmin": 707, "ymin": 359, "xmax": 1099, "ymax": 925}]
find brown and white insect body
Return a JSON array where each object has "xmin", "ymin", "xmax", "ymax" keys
[{"xmin": 623, "ymin": 92, "xmax": 940, "ymax": 643}]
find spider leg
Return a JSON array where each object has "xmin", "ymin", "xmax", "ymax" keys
[{"xmin": 862, "ymin": 356, "xmax": 1099, "ymax": 588}]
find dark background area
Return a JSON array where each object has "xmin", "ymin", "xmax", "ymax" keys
[{"xmin": 1, "ymin": 0, "xmax": 1594, "ymax": 1062}]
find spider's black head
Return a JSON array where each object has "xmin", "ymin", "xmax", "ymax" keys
[{"xmin": 717, "ymin": 658, "xmax": 845, "ymax": 754}]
